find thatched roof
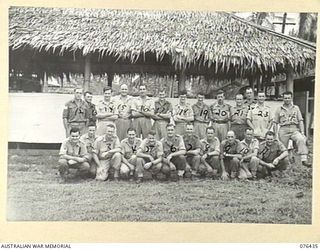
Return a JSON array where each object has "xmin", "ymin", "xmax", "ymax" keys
[{"xmin": 9, "ymin": 7, "xmax": 316, "ymax": 77}]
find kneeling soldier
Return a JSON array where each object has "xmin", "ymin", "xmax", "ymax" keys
[
  {"xmin": 220, "ymin": 130, "xmax": 244, "ymax": 180},
  {"xmin": 58, "ymin": 127, "xmax": 92, "ymax": 179},
  {"xmin": 120, "ymin": 127, "xmax": 142, "ymax": 181},
  {"xmin": 92, "ymin": 124, "xmax": 122, "ymax": 181},
  {"xmin": 239, "ymin": 128, "xmax": 260, "ymax": 180},
  {"xmin": 136, "ymin": 130, "xmax": 164, "ymax": 183},
  {"xmin": 199, "ymin": 126, "xmax": 220, "ymax": 178},
  {"xmin": 161, "ymin": 123, "xmax": 188, "ymax": 181},
  {"xmin": 257, "ymin": 131, "xmax": 290, "ymax": 178}
]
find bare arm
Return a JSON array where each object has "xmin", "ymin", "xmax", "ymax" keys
[
  {"xmin": 185, "ymin": 148, "xmax": 201, "ymax": 156},
  {"xmin": 299, "ymin": 121, "xmax": 305, "ymax": 135}
]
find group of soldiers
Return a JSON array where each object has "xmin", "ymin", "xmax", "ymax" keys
[{"xmin": 58, "ymin": 83, "xmax": 311, "ymax": 183}]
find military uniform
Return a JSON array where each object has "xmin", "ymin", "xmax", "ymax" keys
[
  {"xmin": 192, "ymin": 102, "xmax": 210, "ymax": 140},
  {"xmin": 80, "ymin": 133, "xmax": 98, "ymax": 176},
  {"xmin": 244, "ymin": 99, "xmax": 257, "ymax": 111},
  {"xmin": 62, "ymin": 99, "xmax": 89, "ymax": 137},
  {"xmin": 84, "ymin": 101, "xmax": 97, "ymax": 126},
  {"xmin": 209, "ymin": 102, "xmax": 230, "ymax": 142},
  {"xmin": 220, "ymin": 139, "xmax": 243, "ymax": 178},
  {"xmin": 93, "ymin": 134, "xmax": 122, "ymax": 181},
  {"xmin": 96, "ymin": 99, "xmax": 118, "ymax": 136},
  {"xmin": 172, "ymin": 103, "xmax": 194, "ymax": 136},
  {"xmin": 257, "ymin": 139, "xmax": 289, "ymax": 177},
  {"xmin": 131, "ymin": 97, "xmax": 154, "ymax": 139},
  {"xmin": 120, "ymin": 137, "xmax": 142, "ymax": 177},
  {"xmin": 199, "ymin": 137, "xmax": 220, "ymax": 176},
  {"xmin": 153, "ymin": 99, "xmax": 173, "ymax": 140},
  {"xmin": 58, "ymin": 138, "xmax": 91, "ymax": 177},
  {"xmin": 136, "ymin": 139, "xmax": 164, "ymax": 178},
  {"xmin": 113, "ymin": 95, "xmax": 133, "ymax": 141},
  {"xmin": 161, "ymin": 134, "xmax": 187, "ymax": 173},
  {"xmin": 240, "ymin": 138, "xmax": 260, "ymax": 178},
  {"xmin": 230, "ymin": 105, "xmax": 249, "ymax": 141},
  {"xmin": 247, "ymin": 104, "xmax": 273, "ymax": 140},
  {"xmin": 274, "ymin": 104, "xmax": 308, "ymax": 162},
  {"xmin": 183, "ymin": 134, "xmax": 202, "ymax": 174}
]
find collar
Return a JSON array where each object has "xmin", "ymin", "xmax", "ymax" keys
[
  {"xmin": 67, "ymin": 138, "xmax": 81, "ymax": 147},
  {"xmin": 281, "ymin": 103, "xmax": 294, "ymax": 110}
]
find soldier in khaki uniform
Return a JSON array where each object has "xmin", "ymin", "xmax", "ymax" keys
[
  {"xmin": 172, "ymin": 92, "xmax": 194, "ymax": 136},
  {"xmin": 152, "ymin": 89, "xmax": 173, "ymax": 140},
  {"xmin": 199, "ymin": 126, "xmax": 220, "ymax": 178},
  {"xmin": 62, "ymin": 88, "xmax": 89, "ymax": 137},
  {"xmin": 230, "ymin": 94, "xmax": 249, "ymax": 141},
  {"xmin": 136, "ymin": 130, "xmax": 164, "ymax": 183},
  {"xmin": 183, "ymin": 123, "xmax": 202, "ymax": 178},
  {"xmin": 114, "ymin": 84, "xmax": 133, "ymax": 141},
  {"xmin": 209, "ymin": 90, "xmax": 231, "ymax": 142},
  {"xmin": 161, "ymin": 123, "xmax": 189, "ymax": 180},
  {"xmin": 274, "ymin": 91, "xmax": 311, "ymax": 167},
  {"xmin": 240, "ymin": 128, "xmax": 260, "ymax": 179},
  {"xmin": 131, "ymin": 85, "xmax": 154, "ymax": 139},
  {"xmin": 247, "ymin": 92, "xmax": 273, "ymax": 141},
  {"xmin": 80, "ymin": 123, "xmax": 98, "ymax": 176},
  {"xmin": 96, "ymin": 87, "xmax": 118, "ymax": 136},
  {"xmin": 244, "ymin": 87, "xmax": 257, "ymax": 111},
  {"xmin": 257, "ymin": 131, "xmax": 290, "ymax": 178},
  {"xmin": 120, "ymin": 128, "xmax": 142, "ymax": 180},
  {"xmin": 58, "ymin": 127, "xmax": 92, "ymax": 179},
  {"xmin": 84, "ymin": 91, "xmax": 97, "ymax": 127},
  {"xmin": 93, "ymin": 124, "xmax": 122, "ymax": 181},
  {"xmin": 220, "ymin": 130, "xmax": 244, "ymax": 180},
  {"xmin": 192, "ymin": 93, "xmax": 210, "ymax": 140}
]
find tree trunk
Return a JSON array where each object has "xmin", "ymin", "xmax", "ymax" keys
[
  {"xmin": 84, "ymin": 55, "xmax": 91, "ymax": 91},
  {"xmin": 43, "ymin": 72, "xmax": 48, "ymax": 93},
  {"xmin": 286, "ymin": 63, "xmax": 294, "ymax": 93},
  {"xmin": 177, "ymin": 68, "xmax": 186, "ymax": 94},
  {"xmin": 107, "ymin": 73, "xmax": 114, "ymax": 87}
]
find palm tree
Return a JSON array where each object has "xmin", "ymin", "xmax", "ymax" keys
[{"xmin": 298, "ymin": 13, "xmax": 317, "ymax": 42}]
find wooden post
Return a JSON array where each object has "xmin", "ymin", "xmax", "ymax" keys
[
  {"xmin": 43, "ymin": 71, "xmax": 48, "ymax": 93},
  {"xmin": 107, "ymin": 73, "xmax": 114, "ymax": 87},
  {"xmin": 84, "ymin": 54, "xmax": 91, "ymax": 91},
  {"xmin": 177, "ymin": 68, "xmax": 186, "ymax": 94},
  {"xmin": 286, "ymin": 63, "xmax": 294, "ymax": 93}
]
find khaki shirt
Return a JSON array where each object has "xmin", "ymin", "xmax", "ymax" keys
[
  {"xmin": 240, "ymin": 138, "xmax": 259, "ymax": 156},
  {"xmin": 220, "ymin": 139, "xmax": 243, "ymax": 159},
  {"xmin": 84, "ymin": 101, "xmax": 97, "ymax": 124},
  {"xmin": 62, "ymin": 99, "xmax": 89, "ymax": 123},
  {"xmin": 247, "ymin": 104, "xmax": 273, "ymax": 138},
  {"xmin": 244, "ymin": 99, "xmax": 257, "ymax": 111},
  {"xmin": 161, "ymin": 135, "xmax": 186, "ymax": 157},
  {"xmin": 200, "ymin": 137, "xmax": 220, "ymax": 156},
  {"xmin": 173, "ymin": 103, "xmax": 194, "ymax": 121},
  {"xmin": 80, "ymin": 133, "xmax": 98, "ymax": 154},
  {"xmin": 258, "ymin": 140, "xmax": 287, "ymax": 163},
  {"xmin": 274, "ymin": 104, "xmax": 303, "ymax": 127},
  {"xmin": 230, "ymin": 105, "xmax": 249, "ymax": 125},
  {"xmin": 154, "ymin": 99, "xmax": 173, "ymax": 122},
  {"xmin": 138, "ymin": 139, "xmax": 163, "ymax": 159},
  {"xmin": 96, "ymin": 99, "xmax": 118, "ymax": 122},
  {"xmin": 192, "ymin": 102, "xmax": 211, "ymax": 123},
  {"xmin": 183, "ymin": 134, "xmax": 202, "ymax": 152},
  {"xmin": 113, "ymin": 95, "xmax": 133, "ymax": 119},
  {"xmin": 209, "ymin": 103, "xmax": 230, "ymax": 123},
  {"xmin": 131, "ymin": 96, "xmax": 154, "ymax": 114},
  {"xmin": 93, "ymin": 135, "xmax": 121, "ymax": 156},
  {"xmin": 120, "ymin": 138, "xmax": 142, "ymax": 159},
  {"xmin": 59, "ymin": 138, "xmax": 88, "ymax": 157}
]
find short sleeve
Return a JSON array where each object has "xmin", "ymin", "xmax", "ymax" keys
[
  {"xmin": 253, "ymin": 140, "xmax": 260, "ymax": 150},
  {"xmin": 114, "ymin": 137, "xmax": 121, "ymax": 149},
  {"xmin": 178, "ymin": 137, "xmax": 186, "ymax": 151},
  {"xmin": 138, "ymin": 139, "xmax": 147, "ymax": 152},
  {"xmin": 296, "ymin": 106, "xmax": 304, "ymax": 122},
  {"xmin": 62, "ymin": 104, "xmax": 68, "ymax": 119},
  {"xmin": 80, "ymin": 143, "xmax": 88, "ymax": 157},
  {"xmin": 274, "ymin": 107, "xmax": 281, "ymax": 124},
  {"xmin": 59, "ymin": 141, "xmax": 67, "ymax": 155},
  {"xmin": 92, "ymin": 140, "xmax": 100, "ymax": 155},
  {"xmin": 157, "ymin": 142, "xmax": 164, "ymax": 157},
  {"xmin": 247, "ymin": 109, "xmax": 252, "ymax": 121},
  {"xmin": 278, "ymin": 141, "xmax": 287, "ymax": 153},
  {"xmin": 195, "ymin": 138, "xmax": 201, "ymax": 149},
  {"xmin": 213, "ymin": 138, "xmax": 220, "ymax": 153}
]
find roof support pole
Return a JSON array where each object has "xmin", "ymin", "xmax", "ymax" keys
[
  {"xmin": 42, "ymin": 71, "xmax": 48, "ymax": 93},
  {"xmin": 177, "ymin": 68, "xmax": 186, "ymax": 94},
  {"xmin": 84, "ymin": 54, "xmax": 91, "ymax": 91},
  {"xmin": 286, "ymin": 63, "xmax": 294, "ymax": 93},
  {"xmin": 107, "ymin": 73, "xmax": 114, "ymax": 87}
]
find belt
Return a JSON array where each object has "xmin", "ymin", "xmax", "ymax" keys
[
  {"xmin": 194, "ymin": 121, "xmax": 210, "ymax": 124},
  {"xmin": 280, "ymin": 124, "xmax": 299, "ymax": 128},
  {"xmin": 68, "ymin": 121, "xmax": 86, "ymax": 124},
  {"xmin": 213, "ymin": 121, "xmax": 228, "ymax": 124}
]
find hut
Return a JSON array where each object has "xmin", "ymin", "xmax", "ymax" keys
[{"xmin": 9, "ymin": 7, "xmax": 316, "ymax": 96}]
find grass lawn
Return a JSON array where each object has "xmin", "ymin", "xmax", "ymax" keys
[{"xmin": 7, "ymin": 149, "xmax": 312, "ymax": 223}]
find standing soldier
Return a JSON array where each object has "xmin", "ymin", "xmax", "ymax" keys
[
  {"xmin": 80, "ymin": 123, "xmax": 99, "ymax": 177},
  {"xmin": 96, "ymin": 87, "xmax": 118, "ymax": 136},
  {"xmin": 199, "ymin": 126, "xmax": 220, "ymax": 178},
  {"xmin": 240, "ymin": 128, "xmax": 260, "ymax": 180},
  {"xmin": 84, "ymin": 91, "xmax": 97, "ymax": 127},
  {"xmin": 161, "ymin": 123, "xmax": 189, "ymax": 180},
  {"xmin": 183, "ymin": 123, "xmax": 202, "ymax": 178},
  {"xmin": 92, "ymin": 124, "xmax": 122, "ymax": 181},
  {"xmin": 244, "ymin": 87, "xmax": 256, "ymax": 110},
  {"xmin": 152, "ymin": 88, "xmax": 173, "ymax": 140},
  {"xmin": 131, "ymin": 84, "xmax": 154, "ymax": 139},
  {"xmin": 247, "ymin": 91, "xmax": 273, "ymax": 141},
  {"xmin": 172, "ymin": 91, "xmax": 194, "ymax": 136},
  {"xmin": 220, "ymin": 130, "xmax": 244, "ymax": 180},
  {"xmin": 120, "ymin": 128, "xmax": 142, "ymax": 181},
  {"xmin": 62, "ymin": 88, "xmax": 89, "ymax": 137},
  {"xmin": 230, "ymin": 94, "xmax": 249, "ymax": 141},
  {"xmin": 274, "ymin": 91, "xmax": 311, "ymax": 167},
  {"xmin": 136, "ymin": 130, "xmax": 164, "ymax": 183},
  {"xmin": 114, "ymin": 84, "xmax": 133, "ymax": 141},
  {"xmin": 192, "ymin": 93, "xmax": 211, "ymax": 140},
  {"xmin": 257, "ymin": 131, "xmax": 290, "ymax": 178},
  {"xmin": 58, "ymin": 127, "xmax": 92, "ymax": 179},
  {"xmin": 209, "ymin": 90, "xmax": 231, "ymax": 142}
]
